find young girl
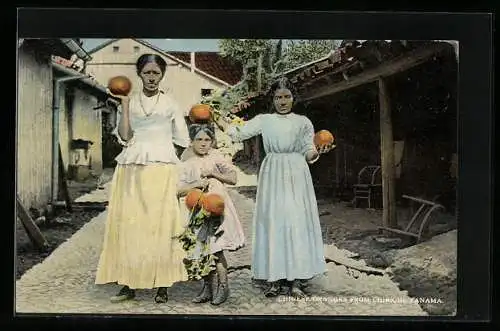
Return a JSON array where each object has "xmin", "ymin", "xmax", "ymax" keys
[
  {"xmin": 213, "ymin": 77, "xmax": 335, "ymax": 298},
  {"xmin": 176, "ymin": 123, "xmax": 245, "ymax": 305}
]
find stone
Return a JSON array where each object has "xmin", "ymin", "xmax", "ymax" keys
[{"xmin": 15, "ymin": 171, "xmax": 427, "ymax": 316}]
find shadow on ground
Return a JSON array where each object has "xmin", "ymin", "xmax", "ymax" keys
[{"xmin": 16, "ymin": 169, "xmax": 114, "ymax": 280}]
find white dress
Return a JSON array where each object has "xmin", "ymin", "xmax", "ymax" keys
[
  {"xmin": 227, "ymin": 113, "xmax": 326, "ymax": 282},
  {"xmin": 178, "ymin": 149, "xmax": 246, "ymax": 253},
  {"xmin": 113, "ymin": 90, "xmax": 190, "ymax": 164},
  {"xmin": 95, "ymin": 91, "xmax": 191, "ymax": 289}
]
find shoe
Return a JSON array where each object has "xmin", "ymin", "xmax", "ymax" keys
[
  {"xmin": 211, "ymin": 282, "xmax": 229, "ymax": 306},
  {"xmin": 264, "ymin": 281, "xmax": 281, "ymax": 298},
  {"xmin": 154, "ymin": 287, "xmax": 168, "ymax": 303},
  {"xmin": 110, "ymin": 286, "xmax": 135, "ymax": 303},
  {"xmin": 192, "ymin": 281, "xmax": 213, "ymax": 303},
  {"xmin": 289, "ymin": 281, "xmax": 307, "ymax": 299}
]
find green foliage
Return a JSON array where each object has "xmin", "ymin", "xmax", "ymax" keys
[
  {"xmin": 199, "ymin": 82, "xmax": 249, "ymax": 118},
  {"xmin": 281, "ymin": 40, "xmax": 341, "ymax": 72},
  {"xmin": 203, "ymin": 39, "xmax": 340, "ymax": 117},
  {"xmin": 218, "ymin": 39, "xmax": 272, "ymax": 63}
]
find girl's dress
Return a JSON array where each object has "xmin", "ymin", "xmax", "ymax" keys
[
  {"xmin": 227, "ymin": 112, "xmax": 326, "ymax": 282},
  {"xmin": 95, "ymin": 91, "xmax": 190, "ymax": 289},
  {"xmin": 177, "ymin": 148, "xmax": 245, "ymax": 280}
]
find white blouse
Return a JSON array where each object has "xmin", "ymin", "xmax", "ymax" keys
[{"xmin": 112, "ymin": 91, "xmax": 190, "ymax": 165}]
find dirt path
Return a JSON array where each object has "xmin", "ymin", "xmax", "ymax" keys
[{"xmin": 16, "ymin": 183, "xmax": 426, "ymax": 316}]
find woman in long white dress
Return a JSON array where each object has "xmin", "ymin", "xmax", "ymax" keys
[
  {"xmin": 95, "ymin": 54, "xmax": 190, "ymax": 303},
  {"xmin": 214, "ymin": 77, "xmax": 335, "ymax": 298}
]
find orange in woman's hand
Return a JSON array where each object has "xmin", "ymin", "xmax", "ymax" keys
[
  {"xmin": 107, "ymin": 76, "xmax": 132, "ymax": 96},
  {"xmin": 314, "ymin": 130, "xmax": 335, "ymax": 147}
]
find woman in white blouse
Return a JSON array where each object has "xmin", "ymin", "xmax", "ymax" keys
[{"xmin": 95, "ymin": 54, "xmax": 190, "ymax": 303}]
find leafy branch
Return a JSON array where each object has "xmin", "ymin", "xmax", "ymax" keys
[{"xmin": 201, "ymin": 39, "xmax": 341, "ymax": 118}]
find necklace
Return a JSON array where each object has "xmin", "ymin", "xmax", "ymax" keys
[{"xmin": 139, "ymin": 91, "xmax": 161, "ymax": 117}]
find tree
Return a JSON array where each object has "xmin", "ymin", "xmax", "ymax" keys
[
  {"xmin": 281, "ymin": 40, "xmax": 342, "ymax": 72},
  {"xmin": 203, "ymin": 39, "xmax": 341, "ymax": 118},
  {"xmin": 218, "ymin": 39, "xmax": 279, "ymax": 92}
]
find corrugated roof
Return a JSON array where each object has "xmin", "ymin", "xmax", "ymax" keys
[{"xmin": 20, "ymin": 39, "xmax": 75, "ymax": 59}]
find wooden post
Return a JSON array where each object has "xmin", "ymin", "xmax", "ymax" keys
[
  {"xmin": 378, "ymin": 77, "xmax": 398, "ymax": 228},
  {"xmin": 16, "ymin": 195, "xmax": 50, "ymax": 251},
  {"xmin": 335, "ymin": 143, "xmax": 340, "ymax": 190},
  {"xmin": 58, "ymin": 144, "xmax": 73, "ymax": 212}
]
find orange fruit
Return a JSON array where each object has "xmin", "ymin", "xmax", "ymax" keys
[
  {"xmin": 314, "ymin": 130, "xmax": 335, "ymax": 147},
  {"xmin": 201, "ymin": 193, "xmax": 225, "ymax": 216},
  {"xmin": 185, "ymin": 189, "xmax": 204, "ymax": 210},
  {"xmin": 107, "ymin": 76, "xmax": 132, "ymax": 96},
  {"xmin": 189, "ymin": 104, "xmax": 212, "ymax": 122}
]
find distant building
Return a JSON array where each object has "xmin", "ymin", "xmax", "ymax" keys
[{"xmin": 85, "ymin": 38, "xmax": 243, "ymax": 115}]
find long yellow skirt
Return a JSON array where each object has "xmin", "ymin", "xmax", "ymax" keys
[{"xmin": 95, "ymin": 163, "xmax": 188, "ymax": 289}]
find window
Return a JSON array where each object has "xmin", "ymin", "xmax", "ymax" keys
[
  {"xmin": 133, "ymin": 46, "xmax": 140, "ymax": 53},
  {"xmin": 201, "ymin": 89, "xmax": 213, "ymax": 97},
  {"xmin": 112, "ymin": 46, "xmax": 119, "ymax": 52}
]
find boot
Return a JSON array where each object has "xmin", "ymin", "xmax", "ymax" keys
[
  {"xmin": 110, "ymin": 285, "xmax": 136, "ymax": 303},
  {"xmin": 192, "ymin": 274, "xmax": 213, "ymax": 303},
  {"xmin": 289, "ymin": 280, "xmax": 306, "ymax": 299},
  {"xmin": 263, "ymin": 281, "xmax": 281, "ymax": 298},
  {"xmin": 211, "ymin": 263, "xmax": 229, "ymax": 306},
  {"xmin": 154, "ymin": 287, "xmax": 168, "ymax": 303}
]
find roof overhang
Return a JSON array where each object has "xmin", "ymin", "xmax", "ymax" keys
[
  {"xmin": 59, "ymin": 39, "xmax": 92, "ymax": 62},
  {"xmin": 289, "ymin": 41, "xmax": 455, "ymax": 103},
  {"xmin": 52, "ymin": 62, "xmax": 119, "ymax": 108}
]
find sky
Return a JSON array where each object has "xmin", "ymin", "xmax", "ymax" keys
[
  {"xmin": 81, "ymin": 39, "xmax": 220, "ymax": 53},
  {"xmin": 80, "ymin": 39, "xmax": 344, "ymax": 54}
]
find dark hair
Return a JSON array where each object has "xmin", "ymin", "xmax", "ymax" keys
[
  {"xmin": 188, "ymin": 123, "xmax": 216, "ymax": 141},
  {"xmin": 266, "ymin": 76, "xmax": 298, "ymax": 112},
  {"xmin": 136, "ymin": 53, "xmax": 167, "ymax": 75},
  {"xmin": 268, "ymin": 76, "xmax": 297, "ymax": 97}
]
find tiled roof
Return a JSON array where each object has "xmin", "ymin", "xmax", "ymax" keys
[
  {"xmin": 231, "ymin": 40, "xmax": 455, "ymax": 113},
  {"xmin": 284, "ymin": 40, "xmax": 454, "ymax": 96},
  {"xmin": 169, "ymin": 51, "xmax": 243, "ymax": 86}
]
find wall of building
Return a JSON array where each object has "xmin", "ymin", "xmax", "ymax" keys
[
  {"xmin": 17, "ymin": 45, "xmax": 54, "ymax": 209},
  {"xmin": 70, "ymin": 88, "xmax": 103, "ymax": 175}
]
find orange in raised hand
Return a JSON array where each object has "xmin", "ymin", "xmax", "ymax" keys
[
  {"xmin": 107, "ymin": 76, "xmax": 132, "ymax": 96},
  {"xmin": 314, "ymin": 130, "xmax": 335, "ymax": 147}
]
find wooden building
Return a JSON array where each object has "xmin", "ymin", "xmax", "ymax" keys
[
  {"xmin": 233, "ymin": 40, "xmax": 458, "ymax": 227},
  {"xmin": 17, "ymin": 38, "xmax": 115, "ymax": 211}
]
